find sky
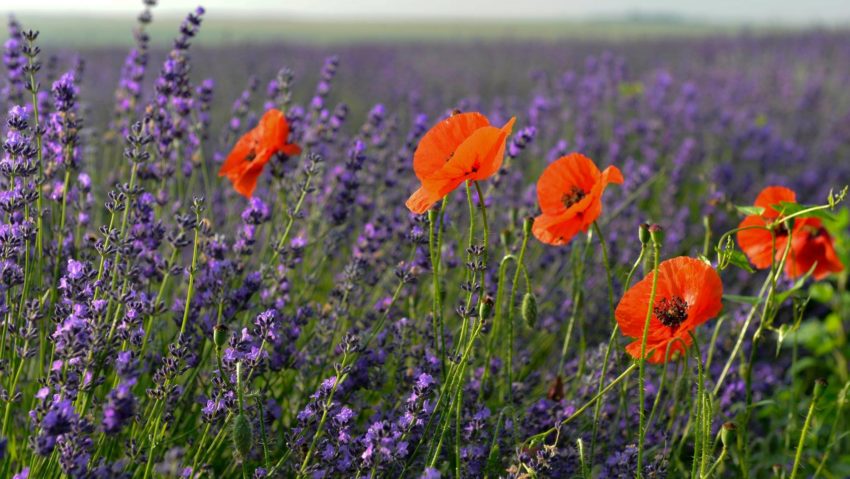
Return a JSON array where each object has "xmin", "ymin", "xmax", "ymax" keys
[{"xmin": 3, "ymin": 0, "xmax": 850, "ymax": 25}]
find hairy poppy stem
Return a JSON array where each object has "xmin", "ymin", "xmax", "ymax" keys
[
  {"xmin": 813, "ymin": 380, "xmax": 849, "ymax": 478},
  {"xmin": 636, "ymin": 235, "xmax": 662, "ymax": 478},
  {"xmin": 428, "ymin": 198, "xmax": 448, "ymax": 378},
  {"xmin": 588, "ymin": 221, "xmax": 624, "ymax": 461},
  {"xmin": 790, "ymin": 379, "xmax": 826, "ymax": 479},
  {"xmin": 557, "ymin": 231, "xmax": 594, "ymax": 375}
]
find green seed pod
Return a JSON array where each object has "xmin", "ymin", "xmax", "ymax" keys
[
  {"xmin": 213, "ymin": 324, "xmax": 228, "ymax": 350},
  {"xmin": 523, "ymin": 216, "xmax": 534, "ymax": 236},
  {"xmin": 814, "ymin": 378, "xmax": 827, "ymax": 399},
  {"xmin": 478, "ymin": 295, "xmax": 494, "ymax": 320},
  {"xmin": 648, "ymin": 224, "xmax": 665, "ymax": 246},
  {"xmin": 638, "ymin": 223, "xmax": 651, "ymax": 245},
  {"xmin": 521, "ymin": 292, "xmax": 537, "ymax": 328},
  {"xmin": 720, "ymin": 422, "xmax": 736, "ymax": 448},
  {"xmin": 232, "ymin": 413, "xmax": 253, "ymax": 458}
]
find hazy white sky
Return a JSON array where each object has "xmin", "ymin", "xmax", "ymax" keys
[{"xmin": 3, "ymin": 0, "xmax": 850, "ymax": 24}]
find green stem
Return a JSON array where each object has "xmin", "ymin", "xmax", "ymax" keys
[
  {"xmin": 790, "ymin": 380, "xmax": 825, "ymax": 479},
  {"xmin": 636, "ymin": 238, "xmax": 662, "ymax": 478},
  {"xmin": 179, "ymin": 219, "xmax": 202, "ymax": 337}
]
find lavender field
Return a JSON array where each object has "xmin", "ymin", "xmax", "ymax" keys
[{"xmin": 1, "ymin": 2, "xmax": 849, "ymax": 478}]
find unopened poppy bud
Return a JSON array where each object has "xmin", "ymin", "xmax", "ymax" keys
[
  {"xmin": 231, "ymin": 413, "xmax": 253, "ymax": 458},
  {"xmin": 638, "ymin": 223, "xmax": 651, "ymax": 245},
  {"xmin": 522, "ymin": 292, "xmax": 537, "ymax": 328},
  {"xmin": 479, "ymin": 295, "xmax": 494, "ymax": 320},
  {"xmin": 648, "ymin": 224, "xmax": 665, "ymax": 245},
  {"xmin": 523, "ymin": 217, "xmax": 534, "ymax": 236},
  {"xmin": 213, "ymin": 324, "xmax": 228, "ymax": 350},
  {"xmin": 814, "ymin": 378, "xmax": 827, "ymax": 399},
  {"xmin": 721, "ymin": 422, "xmax": 736, "ymax": 448}
]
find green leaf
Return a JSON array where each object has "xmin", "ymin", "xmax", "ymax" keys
[
  {"xmin": 727, "ymin": 249, "xmax": 755, "ymax": 273},
  {"xmin": 775, "ymin": 265, "xmax": 815, "ymax": 304},
  {"xmin": 723, "ymin": 294, "xmax": 762, "ymax": 305},
  {"xmin": 735, "ymin": 205, "xmax": 765, "ymax": 216},
  {"xmin": 808, "ymin": 282, "xmax": 834, "ymax": 303}
]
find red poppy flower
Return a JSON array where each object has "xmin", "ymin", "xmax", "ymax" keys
[
  {"xmin": 405, "ymin": 112, "xmax": 516, "ymax": 214},
  {"xmin": 737, "ymin": 186, "xmax": 844, "ymax": 280},
  {"xmin": 736, "ymin": 186, "xmax": 796, "ymax": 269},
  {"xmin": 786, "ymin": 217, "xmax": 844, "ymax": 280},
  {"xmin": 219, "ymin": 109, "xmax": 301, "ymax": 198},
  {"xmin": 532, "ymin": 153, "xmax": 623, "ymax": 246},
  {"xmin": 616, "ymin": 256, "xmax": 723, "ymax": 364}
]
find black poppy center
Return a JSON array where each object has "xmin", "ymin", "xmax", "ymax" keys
[
  {"xmin": 654, "ymin": 296, "xmax": 689, "ymax": 330},
  {"xmin": 772, "ymin": 223, "xmax": 789, "ymax": 236},
  {"xmin": 561, "ymin": 186, "xmax": 586, "ymax": 208}
]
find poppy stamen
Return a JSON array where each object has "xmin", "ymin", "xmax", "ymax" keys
[
  {"xmin": 654, "ymin": 296, "xmax": 689, "ymax": 330},
  {"xmin": 561, "ymin": 185, "xmax": 586, "ymax": 208}
]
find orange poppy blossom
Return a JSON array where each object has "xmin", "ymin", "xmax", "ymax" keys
[
  {"xmin": 219, "ymin": 108, "xmax": 302, "ymax": 198},
  {"xmin": 405, "ymin": 111, "xmax": 516, "ymax": 214},
  {"xmin": 615, "ymin": 256, "xmax": 723, "ymax": 364},
  {"xmin": 736, "ymin": 186, "xmax": 843, "ymax": 280},
  {"xmin": 532, "ymin": 153, "xmax": 623, "ymax": 246}
]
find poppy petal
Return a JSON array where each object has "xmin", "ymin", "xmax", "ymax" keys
[
  {"xmin": 405, "ymin": 185, "xmax": 451, "ymax": 215},
  {"xmin": 616, "ymin": 257, "xmax": 723, "ymax": 362},
  {"xmin": 600, "ymin": 165, "xmax": 624, "ymax": 186},
  {"xmin": 258, "ymin": 109, "xmax": 288, "ymax": 148},
  {"xmin": 218, "ymin": 132, "xmax": 256, "ymax": 178},
  {"xmin": 536, "ymin": 153, "xmax": 602, "ymax": 215},
  {"xmin": 531, "ymin": 212, "xmax": 585, "ymax": 246},
  {"xmin": 737, "ymin": 215, "xmax": 785, "ymax": 269},
  {"xmin": 232, "ymin": 161, "xmax": 266, "ymax": 198},
  {"xmin": 413, "ymin": 112, "xmax": 491, "ymax": 182},
  {"xmin": 422, "ymin": 126, "xmax": 505, "ymax": 188},
  {"xmin": 754, "ymin": 186, "xmax": 796, "ymax": 219}
]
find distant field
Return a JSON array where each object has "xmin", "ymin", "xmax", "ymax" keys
[{"xmin": 0, "ymin": 13, "xmax": 822, "ymax": 47}]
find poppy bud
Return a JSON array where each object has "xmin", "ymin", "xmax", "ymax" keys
[
  {"xmin": 648, "ymin": 224, "xmax": 665, "ymax": 246},
  {"xmin": 523, "ymin": 217, "xmax": 534, "ymax": 236},
  {"xmin": 231, "ymin": 413, "xmax": 253, "ymax": 458},
  {"xmin": 213, "ymin": 324, "xmax": 228, "ymax": 350},
  {"xmin": 478, "ymin": 294, "xmax": 494, "ymax": 320},
  {"xmin": 721, "ymin": 422, "xmax": 736, "ymax": 448},
  {"xmin": 639, "ymin": 223, "xmax": 651, "ymax": 245},
  {"xmin": 521, "ymin": 292, "xmax": 537, "ymax": 328},
  {"xmin": 814, "ymin": 378, "xmax": 827, "ymax": 399}
]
